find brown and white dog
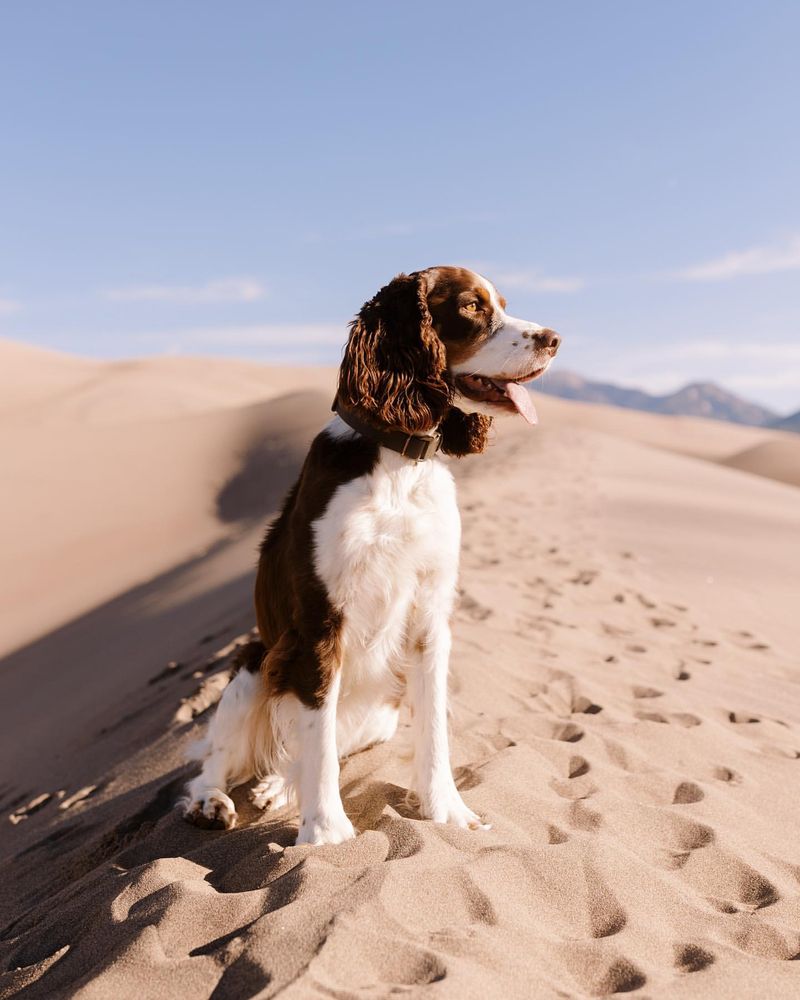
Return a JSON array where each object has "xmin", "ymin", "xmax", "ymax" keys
[{"xmin": 182, "ymin": 266, "xmax": 560, "ymax": 845}]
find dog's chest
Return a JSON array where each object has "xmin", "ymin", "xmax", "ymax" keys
[{"xmin": 313, "ymin": 453, "xmax": 460, "ymax": 656}]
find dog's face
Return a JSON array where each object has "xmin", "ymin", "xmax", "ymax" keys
[
  {"xmin": 424, "ymin": 266, "xmax": 560, "ymax": 425},
  {"xmin": 338, "ymin": 265, "xmax": 561, "ymax": 455}
]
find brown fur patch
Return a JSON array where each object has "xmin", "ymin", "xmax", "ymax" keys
[
  {"xmin": 439, "ymin": 408, "xmax": 493, "ymax": 457},
  {"xmin": 337, "ymin": 272, "xmax": 451, "ymax": 435},
  {"xmin": 255, "ymin": 431, "xmax": 379, "ymax": 707},
  {"xmin": 425, "ymin": 266, "xmax": 499, "ymax": 366}
]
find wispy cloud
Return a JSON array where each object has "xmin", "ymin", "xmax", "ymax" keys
[
  {"xmin": 143, "ymin": 323, "xmax": 344, "ymax": 350},
  {"xmin": 104, "ymin": 276, "xmax": 266, "ymax": 304},
  {"xmin": 484, "ymin": 268, "xmax": 584, "ymax": 294},
  {"xmin": 0, "ymin": 296, "xmax": 21, "ymax": 315},
  {"xmin": 674, "ymin": 234, "xmax": 800, "ymax": 282}
]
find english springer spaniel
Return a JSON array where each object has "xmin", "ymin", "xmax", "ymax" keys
[{"xmin": 183, "ymin": 266, "xmax": 560, "ymax": 845}]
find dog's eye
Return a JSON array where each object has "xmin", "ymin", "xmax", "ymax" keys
[{"xmin": 464, "ymin": 302, "xmax": 478, "ymax": 313}]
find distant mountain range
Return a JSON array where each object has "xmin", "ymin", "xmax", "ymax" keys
[
  {"xmin": 771, "ymin": 410, "xmax": 800, "ymax": 431},
  {"xmin": 534, "ymin": 370, "xmax": 798, "ymax": 431}
]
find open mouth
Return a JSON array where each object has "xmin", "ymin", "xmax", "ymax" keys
[{"xmin": 454, "ymin": 367, "xmax": 546, "ymax": 425}]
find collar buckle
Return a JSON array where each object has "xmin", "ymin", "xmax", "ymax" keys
[{"xmin": 401, "ymin": 432, "xmax": 441, "ymax": 462}]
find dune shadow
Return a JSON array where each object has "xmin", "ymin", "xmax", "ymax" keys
[
  {"xmin": 0, "ymin": 390, "xmax": 333, "ymax": 802},
  {"xmin": 215, "ymin": 390, "xmax": 331, "ymax": 524},
  {"xmin": 0, "ymin": 389, "xmax": 341, "ymax": 943}
]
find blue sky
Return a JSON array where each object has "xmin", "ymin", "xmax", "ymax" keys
[{"xmin": 1, "ymin": 1, "xmax": 798, "ymax": 412}]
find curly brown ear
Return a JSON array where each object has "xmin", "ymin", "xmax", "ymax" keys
[
  {"xmin": 439, "ymin": 408, "xmax": 493, "ymax": 457},
  {"xmin": 337, "ymin": 272, "xmax": 450, "ymax": 433}
]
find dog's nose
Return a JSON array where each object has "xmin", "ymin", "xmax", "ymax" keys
[{"xmin": 534, "ymin": 328, "xmax": 561, "ymax": 355}]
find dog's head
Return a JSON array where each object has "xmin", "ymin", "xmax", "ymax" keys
[{"xmin": 337, "ymin": 266, "xmax": 560, "ymax": 456}]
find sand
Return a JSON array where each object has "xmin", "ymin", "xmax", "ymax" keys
[
  {"xmin": 720, "ymin": 439, "xmax": 800, "ymax": 489},
  {"xmin": 1, "ymin": 340, "xmax": 799, "ymax": 998}
]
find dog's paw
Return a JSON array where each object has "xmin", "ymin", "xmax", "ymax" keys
[
  {"xmin": 295, "ymin": 809, "xmax": 356, "ymax": 846},
  {"xmin": 249, "ymin": 775, "xmax": 291, "ymax": 812},
  {"xmin": 420, "ymin": 787, "xmax": 491, "ymax": 831},
  {"xmin": 182, "ymin": 787, "xmax": 237, "ymax": 830}
]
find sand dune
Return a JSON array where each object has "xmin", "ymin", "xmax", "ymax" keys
[
  {"xmin": 1, "ymin": 343, "xmax": 799, "ymax": 998},
  {"xmin": 720, "ymin": 438, "xmax": 800, "ymax": 489},
  {"xmin": 527, "ymin": 388, "xmax": 775, "ymax": 461},
  {"xmin": 0, "ymin": 338, "xmax": 335, "ymax": 658}
]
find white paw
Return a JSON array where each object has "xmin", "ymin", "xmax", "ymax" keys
[
  {"xmin": 249, "ymin": 775, "xmax": 291, "ymax": 812},
  {"xmin": 182, "ymin": 787, "xmax": 237, "ymax": 830},
  {"xmin": 295, "ymin": 809, "xmax": 356, "ymax": 846},
  {"xmin": 419, "ymin": 787, "xmax": 490, "ymax": 831}
]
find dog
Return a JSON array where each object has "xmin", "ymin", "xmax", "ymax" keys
[{"xmin": 182, "ymin": 266, "xmax": 560, "ymax": 845}]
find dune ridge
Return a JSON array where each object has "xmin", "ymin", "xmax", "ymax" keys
[
  {"xmin": 1, "ymin": 342, "xmax": 799, "ymax": 998},
  {"xmin": 720, "ymin": 438, "xmax": 800, "ymax": 489}
]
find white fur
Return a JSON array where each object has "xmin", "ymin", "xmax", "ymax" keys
[
  {"xmin": 313, "ymin": 439, "xmax": 486, "ymax": 834},
  {"xmin": 181, "ymin": 668, "xmax": 262, "ymax": 829},
  {"xmin": 183, "ymin": 430, "xmax": 488, "ymax": 842}
]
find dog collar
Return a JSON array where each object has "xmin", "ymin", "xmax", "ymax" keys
[{"xmin": 332, "ymin": 398, "xmax": 442, "ymax": 462}]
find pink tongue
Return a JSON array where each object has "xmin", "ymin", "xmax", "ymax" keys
[{"xmin": 503, "ymin": 381, "xmax": 538, "ymax": 425}]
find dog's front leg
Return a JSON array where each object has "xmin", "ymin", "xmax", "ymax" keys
[
  {"xmin": 295, "ymin": 668, "xmax": 355, "ymax": 846},
  {"xmin": 409, "ymin": 620, "xmax": 489, "ymax": 831}
]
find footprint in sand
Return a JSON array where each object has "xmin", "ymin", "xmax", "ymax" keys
[
  {"xmin": 567, "ymin": 755, "xmax": 591, "ymax": 778},
  {"xmin": 672, "ymin": 712, "xmax": 702, "ymax": 728},
  {"xmin": 650, "ymin": 616, "xmax": 677, "ymax": 628},
  {"xmin": 689, "ymin": 851, "xmax": 780, "ymax": 913},
  {"xmin": 527, "ymin": 718, "xmax": 585, "ymax": 743},
  {"xmin": 672, "ymin": 781, "xmax": 705, "ymax": 804},
  {"xmin": 624, "ymin": 775, "xmax": 704, "ymax": 805},
  {"xmin": 456, "ymin": 590, "xmax": 493, "ymax": 621},
  {"xmin": 581, "ymin": 863, "xmax": 628, "ymax": 938},
  {"xmin": 729, "ymin": 629, "xmax": 771, "ymax": 652},
  {"xmin": 674, "ymin": 942, "xmax": 715, "ymax": 973},
  {"xmin": 602, "ymin": 622, "xmax": 633, "ymax": 638},
  {"xmin": 632, "ymin": 685, "xmax": 664, "ymax": 699},
  {"xmin": 453, "ymin": 765, "xmax": 483, "ymax": 792},
  {"xmin": 608, "ymin": 801, "xmax": 714, "ymax": 870},
  {"xmin": 533, "ymin": 674, "xmax": 603, "ymax": 718},
  {"xmin": 550, "ymin": 756, "xmax": 595, "ymax": 800},
  {"xmin": 567, "ymin": 800, "xmax": 603, "ymax": 832},
  {"xmin": 712, "ymin": 766, "xmax": 742, "ymax": 784},
  {"xmin": 561, "ymin": 944, "xmax": 646, "ymax": 995},
  {"xmin": 727, "ymin": 711, "xmax": 761, "ymax": 724},
  {"xmin": 721, "ymin": 919, "xmax": 799, "ymax": 960},
  {"xmin": 635, "ymin": 711, "xmax": 701, "ymax": 728}
]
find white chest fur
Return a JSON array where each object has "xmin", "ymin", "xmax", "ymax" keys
[{"xmin": 313, "ymin": 430, "xmax": 461, "ymax": 692}]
